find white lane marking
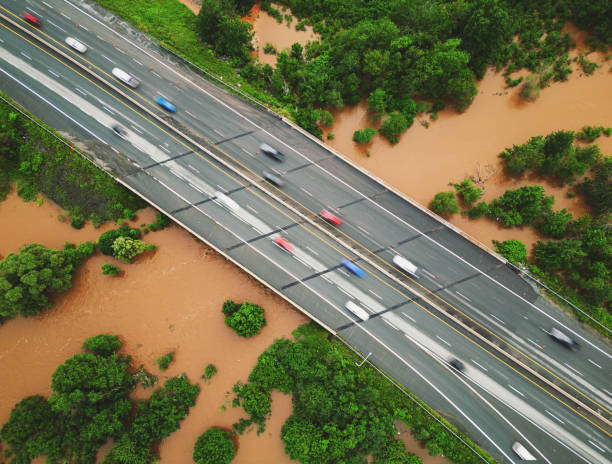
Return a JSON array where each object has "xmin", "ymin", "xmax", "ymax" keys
[
  {"xmin": 96, "ymin": 34, "xmax": 105, "ymax": 41},
  {"xmin": 74, "ymin": 87, "xmax": 87, "ymax": 96},
  {"xmin": 471, "ymin": 359, "xmax": 488, "ymax": 372},
  {"xmin": 523, "ymin": 315, "xmax": 529, "ymax": 320},
  {"xmin": 42, "ymin": 1, "xmax": 54, "ymax": 8},
  {"xmin": 401, "ymin": 312, "xmax": 415, "ymax": 323},
  {"xmin": 241, "ymin": 146, "xmax": 252, "ymax": 156},
  {"xmin": 78, "ymin": 25, "xmax": 88, "ymax": 31},
  {"xmin": 356, "ymin": 225, "xmax": 372, "ymax": 237},
  {"xmin": 588, "ymin": 359, "xmax": 602, "ymax": 369},
  {"xmin": 603, "ymin": 388, "xmax": 612, "ymax": 397},
  {"xmin": 185, "ymin": 110, "xmax": 198, "ymax": 119},
  {"xmin": 245, "ymin": 204, "xmax": 258, "ymax": 214},
  {"xmin": 489, "ymin": 313, "xmax": 505, "ymax": 325},
  {"xmin": 216, "ymin": 184, "xmax": 226, "ymax": 192},
  {"xmin": 100, "ymin": 54, "xmax": 113, "ymax": 63},
  {"xmin": 563, "ymin": 362, "xmax": 583, "ymax": 376},
  {"xmin": 26, "ymin": 7, "xmax": 38, "ymax": 14},
  {"xmin": 129, "ymin": 125, "xmax": 143, "ymax": 134},
  {"xmin": 48, "ymin": 69, "xmax": 60, "ymax": 77},
  {"xmin": 20, "ymin": 52, "xmax": 32, "ymax": 61},
  {"xmin": 47, "ymin": 20, "xmax": 67, "ymax": 33},
  {"xmin": 337, "ymin": 286, "xmax": 353, "ymax": 299},
  {"xmin": 0, "ymin": 38, "xmax": 4, "ymax": 43},
  {"xmin": 102, "ymin": 106, "xmax": 115, "ymax": 115},
  {"xmin": 305, "ymin": 246, "xmax": 319, "ymax": 256},
  {"xmin": 300, "ymin": 187, "xmax": 312, "ymax": 196},
  {"xmin": 60, "ymin": 12, "xmax": 71, "ymax": 20},
  {"xmin": 384, "ymin": 319, "xmax": 399, "ymax": 330},
  {"xmin": 436, "ymin": 336, "xmax": 451, "ymax": 347},
  {"xmin": 455, "ymin": 291, "xmax": 470, "ymax": 301},
  {"xmin": 214, "ymin": 128, "xmax": 224, "ymax": 137},
  {"xmin": 526, "ymin": 338, "xmax": 543, "ymax": 349},
  {"xmin": 158, "ymin": 145, "xmax": 170, "ymax": 153},
  {"xmin": 188, "ymin": 182, "xmax": 204, "ymax": 194},
  {"xmin": 132, "ymin": 58, "xmax": 143, "ymax": 66},
  {"xmin": 508, "ymin": 385, "xmax": 525, "ymax": 397},
  {"xmin": 589, "ymin": 440, "xmax": 606, "ymax": 453},
  {"xmin": 368, "ymin": 289, "xmax": 382, "ymax": 300},
  {"xmin": 544, "ymin": 410, "xmax": 565, "ymax": 424},
  {"xmin": 115, "ymin": 46, "xmax": 125, "ymax": 54},
  {"xmin": 187, "ymin": 164, "xmax": 199, "ymax": 173},
  {"xmin": 421, "ymin": 269, "xmax": 436, "ymax": 279},
  {"xmin": 151, "ymin": 71, "xmax": 162, "ymax": 78}
]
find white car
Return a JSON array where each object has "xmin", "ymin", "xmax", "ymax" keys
[
  {"xmin": 65, "ymin": 37, "xmax": 87, "ymax": 53},
  {"xmin": 512, "ymin": 442, "xmax": 536, "ymax": 461}
]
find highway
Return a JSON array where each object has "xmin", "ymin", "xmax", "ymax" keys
[{"xmin": 1, "ymin": 1, "xmax": 611, "ymax": 462}]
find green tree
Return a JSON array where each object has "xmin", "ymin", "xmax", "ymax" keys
[
  {"xmin": 102, "ymin": 263, "xmax": 120, "ymax": 276},
  {"xmin": 156, "ymin": 352, "xmax": 174, "ymax": 370},
  {"xmin": 223, "ymin": 301, "xmax": 266, "ymax": 337},
  {"xmin": 534, "ymin": 240, "xmax": 586, "ymax": 272},
  {"xmin": 379, "ymin": 112, "xmax": 409, "ymax": 144},
  {"xmin": 429, "ymin": 191, "xmax": 460, "ymax": 217},
  {"xmin": 202, "ymin": 363, "xmax": 217, "ymax": 380},
  {"xmin": 0, "ymin": 242, "xmax": 93, "ymax": 321},
  {"xmin": 367, "ymin": 88, "xmax": 388, "ymax": 121},
  {"xmin": 112, "ymin": 236, "xmax": 149, "ymax": 263},
  {"xmin": 538, "ymin": 209, "xmax": 573, "ymax": 238},
  {"xmin": 193, "ymin": 427, "xmax": 236, "ymax": 464},
  {"xmin": 98, "ymin": 226, "xmax": 141, "ymax": 256},
  {"xmin": 83, "ymin": 334, "xmax": 122, "ymax": 357},
  {"xmin": 353, "ymin": 128, "xmax": 377, "ymax": 144},
  {"xmin": 493, "ymin": 240, "xmax": 527, "ymax": 265},
  {"xmin": 453, "ymin": 178, "xmax": 483, "ymax": 206},
  {"xmin": 579, "ymin": 156, "xmax": 611, "ymax": 216},
  {"xmin": 487, "ymin": 186, "xmax": 554, "ymax": 227},
  {"xmin": 499, "ymin": 136, "xmax": 545, "ymax": 176}
]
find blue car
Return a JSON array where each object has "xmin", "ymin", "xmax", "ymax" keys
[
  {"xmin": 155, "ymin": 96, "xmax": 176, "ymax": 113},
  {"xmin": 341, "ymin": 258, "xmax": 366, "ymax": 278}
]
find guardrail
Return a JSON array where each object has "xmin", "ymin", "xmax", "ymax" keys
[{"xmin": 2, "ymin": 10, "xmax": 610, "ymax": 436}]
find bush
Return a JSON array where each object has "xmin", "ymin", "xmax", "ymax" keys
[
  {"xmin": 194, "ymin": 427, "xmax": 236, "ymax": 464},
  {"xmin": 352, "ymin": 128, "xmax": 377, "ymax": 144},
  {"xmin": 367, "ymin": 88, "xmax": 387, "ymax": 121},
  {"xmin": 464, "ymin": 201, "xmax": 489, "ymax": 219},
  {"xmin": 493, "ymin": 240, "xmax": 527, "ymax": 265},
  {"xmin": 263, "ymin": 43, "xmax": 277, "ymax": 54},
  {"xmin": 148, "ymin": 212, "xmax": 171, "ymax": 231},
  {"xmin": 578, "ymin": 156, "xmax": 612, "ymax": 216},
  {"xmin": 576, "ymin": 125, "xmax": 605, "ymax": 142},
  {"xmin": 453, "ymin": 178, "xmax": 483, "ymax": 206},
  {"xmin": 487, "ymin": 186, "xmax": 554, "ymax": 227},
  {"xmin": 223, "ymin": 301, "xmax": 266, "ymax": 337},
  {"xmin": 112, "ymin": 237, "xmax": 155, "ymax": 263},
  {"xmin": 102, "ymin": 263, "xmax": 120, "ymax": 275},
  {"xmin": 82, "ymin": 334, "xmax": 122, "ymax": 357},
  {"xmin": 429, "ymin": 191, "xmax": 459, "ymax": 217},
  {"xmin": 98, "ymin": 226, "xmax": 141, "ymax": 256},
  {"xmin": 379, "ymin": 112, "xmax": 409, "ymax": 145},
  {"xmin": 538, "ymin": 209, "xmax": 573, "ymax": 238},
  {"xmin": 156, "ymin": 352, "xmax": 174, "ymax": 370},
  {"xmin": 202, "ymin": 364, "xmax": 217, "ymax": 380}
]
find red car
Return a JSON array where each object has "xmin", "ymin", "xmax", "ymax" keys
[
  {"xmin": 273, "ymin": 237, "xmax": 294, "ymax": 252},
  {"xmin": 22, "ymin": 12, "xmax": 42, "ymax": 27},
  {"xmin": 320, "ymin": 209, "xmax": 342, "ymax": 226}
]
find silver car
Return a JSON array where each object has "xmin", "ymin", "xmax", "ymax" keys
[
  {"xmin": 112, "ymin": 67, "xmax": 140, "ymax": 88},
  {"xmin": 65, "ymin": 37, "xmax": 87, "ymax": 53}
]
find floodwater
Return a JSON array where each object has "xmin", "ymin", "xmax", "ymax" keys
[
  {"xmin": 0, "ymin": 192, "xmax": 307, "ymax": 463},
  {"xmin": 327, "ymin": 57, "xmax": 612, "ymax": 252}
]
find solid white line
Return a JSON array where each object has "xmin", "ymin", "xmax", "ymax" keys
[
  {"xmin": 588, "ymin": 359, "xmax": 602, "ymax": 369},
  {"xmin": 60, "ymin": 12, "xmax": 71, "ymax": 20},
  {"xmin": 589, "ymin": 440, "xmax": 606, "ymax": 453},
  {"xmin": 401, "ymin": 312, "xmax": 416, "ymax": 323},
  {"xmin": 436, "ymin": 336, "xmax": 451, "ymax": 347},
  {"xmin": 508, "ymin": 385, "xmax": 525, "ymax": 397},
  {"xmin": 489, "ymin": 313, "xmax": 505, "ymax": 325},
  {"xmin": 526, "ymin": 338, "xmax": 542, "ymax": 349},
  {"xmin": 245, "ymin": 204, "xmax": 258, "ymax": 214},
  {"xmin": 300, "ymin": 187, "xmax": 312, "ymax": 196},
  {"xmin": 455, "ymin": 291, "xmax": 470, "ymax": 301},
  {"xmin": 100, "ymin": 54, "xmax": 113, "ymax": 62},
  {"xmin": 563, "ymin": 362, "xmax": 583, "ymax": 376},
  {"xmin": 132, "ymin": 58, "xmax": 143, "ymax": 66},
  {"xmin": 158, "ymin": 145, "xmax": 170, "ymax": 153},
  {"xmin": 47, "ymin": 20, "xmax": 67, "ymax": 33},
  {"xmin": 471, "ymin": 359, "xmax": 488, "ymax": 372},
  {"xmin": 20, "ymin": 52, "xmax": 32, "ymax": 61},
  {"xmin": 305, "ymin": 246, "xmax": 319, "ymax": 256},
  {"xmin": 544, "ymin": 410, "xmax": 565, "ymax": 424},
  {"xmin": 368, "ymin": 289, "xmax": 382, "ymax": 300}
]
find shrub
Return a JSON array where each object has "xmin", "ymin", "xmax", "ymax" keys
[
  {"xmin": 379, "ymin": 112, "xmax": 409, "ymax": 144},
  {"xmin": 156, "ymin": 352, "xmax": 174, "ymax": 370},
  {"xmin": 147, "ymin": 212, "xmax": 171, "ymax": 231},
  {"xmin": 263, "ymin": 43, "xmax": 277, "ymax": 54},
  {"xmin": 429, "ymin": 191, "xmax": 459, "ymax": 217},
  {"xmin": 493, "ymin": 240, "xmax": 527, "ymax": 265},
  {"xmin": 367, "ymin": 88, "xmax": 387, "ymax": 121},
  {"xmin": 102, "ymin": 263, "xmax": 120, "ymax": 276},
  {"xmin": 98, "ymin": 226, "xmax": 141, "ymax": 256},
  {"xmin": 82, "ymin": 334, "xmax": 121, "ymax": 357},
  {"xmin": 193, "ymin": 427, "xmax": 235, "ymax": 464},
  {"xmin": 133, "ymin": 365, "xmax": 158, "ymax": 389},
  {"xmin": 222, "ymin": 301, "xmax": 266, "ymax": 337},
  {"xmin": 353, "ymin": 128, "xmax": 376, "ymax": 144},
  {"xmin": 519, "ymin": 75, "xmax": 540, "ymax": 100},
  {"xmin": 487, "ymin": 186, "xmax": 554, "ymax": 227},
  {"xmin": 453, "ymin": 178, "xmax": 483, "ymax": 206},
  {"xmin": 538, "ymin": 209, "xmax": 573, "ymax": 238},
  {"xmin": 464, "ymin": 201, "xmax": 489, "ymax": 219},
  {"xmin": 112, "ymin": 236, "xmax": 150, "ymax": 262},
  {"xmin": 202, "ymin": 364, "xmax": 217, "ymax": 380},
  {"xmin": 576, "ymin": 126, "xmax": 605, "ymax": 142}
]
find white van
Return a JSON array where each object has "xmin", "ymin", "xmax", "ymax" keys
[
  {"xmin": 214, "ymin": 191, "xmax": 239, "ymax": 211},
  {"xmin": 512, "ymin": 442, "xmax": 536, "ymax": 461},
  {"xmin": 111, "ymin": 67, "xmax": 140, "ymax": 88},
  {"xmin": 393, "ymin": 255, "xmax": 419, "ymax": 277},
  {"xmin": 345, "ymin": 301, "xmax": 370, "ymax": 321}
]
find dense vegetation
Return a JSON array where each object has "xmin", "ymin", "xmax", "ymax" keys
[
  {"xmin": 94, "ymin": 0, "xmax": 611, "ymax": 140},
  {"xmin": 0, "ymin": 95, "xmax": 145, "ymax": 226},
  {"xmin": 433, "ymin": 129, "xmax": 611, "ymax": 334},
  {"xmin": 0, "ymin": 242, "xmax": 94, "ymax": 325},
  {"xmin": 193, "ymin": 427, "xmax": 236, "ymax": 464},
  {"xmin": 231, "ymin": 323, "xmax": 494, "ymax": 464},
  {"xmin": 0, "ymin": 335, "xmax": 199, "ymax": 464},
  {"xmin": 222, "ymin": 299, "xmax": 266, "ymax": 337}
]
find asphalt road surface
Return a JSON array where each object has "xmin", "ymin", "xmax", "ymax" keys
[{"xmin": 1, "ymin": 1, "xmax": 611, "ymax": 462}]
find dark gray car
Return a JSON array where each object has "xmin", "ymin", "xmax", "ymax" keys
[
  {"xmin": 549, "ymin": 328, "xmax": 579, "ymax": 351},
  {"xmin": 263, "ymin": 171, "xmax": 284, "ymax": 188},
  {"xmin": 259, "ymin": 143, "xmax": 285, "ymax": 162}
]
